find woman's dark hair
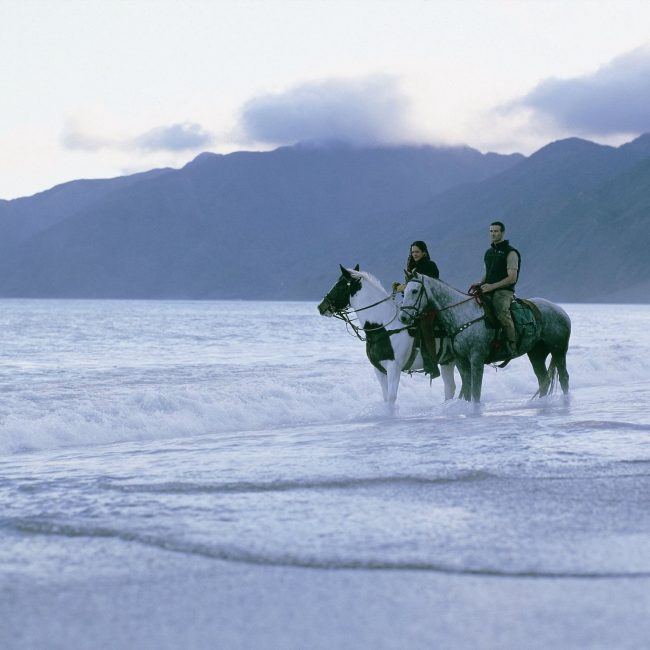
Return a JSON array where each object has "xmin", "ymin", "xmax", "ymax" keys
[{"xmin": 406, "ymin": 240, "xmax": 430, "ymax": 272}]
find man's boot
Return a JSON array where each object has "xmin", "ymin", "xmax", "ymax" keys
[{"xmin": 505, "ymin": 341, "xmax": 517, "ymax": 358}]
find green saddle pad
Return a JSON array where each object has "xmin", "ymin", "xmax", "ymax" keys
[{"xmin": 511, "ymin": 300, "xmax": 540, "ymax": 339}]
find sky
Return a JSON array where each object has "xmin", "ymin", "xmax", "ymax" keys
[{"xmin": 2, "ymin": 0, "xmax": 650, "ymax": 199}]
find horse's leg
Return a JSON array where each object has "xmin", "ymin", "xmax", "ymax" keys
[
  {"xmin": 440, "ymin": 363, "xmax": 456, "ymax": 400},
  {"xmin": 530, "ymin": 299, "xmax": 571, "ymax": 397},
  {"xmin": 552, "ymin": 350, "xmax": 570, "ymax": 394},
  {"xmin": 374, "ymin": 367, "xmax": 389, "ymax": 402},
  {"xmin": 384, "ymin": 361, "xmax": 401, "ymax": 404},
  {"xmin": 528, "ymin": 342, "xmax": 550, "ymax": 397},
  {"xmin": 470, "ymin": 358, "xmax": 484, "ymax": 403},
  {"xmin": 456, "ymin": 359, "xmax": 472, "ymax": 402}
]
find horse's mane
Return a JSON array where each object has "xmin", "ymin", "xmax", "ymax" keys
[
  {"xmin": 349, "ymin": 269, "xmax": 389, "ymax": 296},
  {"xmin": 414, "ymin": 273, "xmax": 469, "ymax": 297}
]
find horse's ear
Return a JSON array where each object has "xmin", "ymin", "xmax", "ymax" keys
[
  {"xmin": 354, "ymin": 264, "xmax": 360, "ymax": 271},
  {"xmin": 339, "ymin": 264, "xmax": 351, "ymax": 279},
  {"xmin": 405, "ymin": 269, "xmax": 413, "ymax": 280}
]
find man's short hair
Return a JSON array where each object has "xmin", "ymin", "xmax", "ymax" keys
[{"xmin": 490, "ymin": 221, "xmax": 505, "ymax": 232}]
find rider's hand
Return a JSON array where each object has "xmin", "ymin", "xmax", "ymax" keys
[
  {"xmin": 392, "ymin": 281, "xmax": 405, "ymax": 292},
  {"xmin": 480, "ymin": 283, "xmax": 493, "ymax": 293}
]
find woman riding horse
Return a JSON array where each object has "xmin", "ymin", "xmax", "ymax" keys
[{"xmin": 392, "ymin": 241, "xmax": 442, "ymax": 379}]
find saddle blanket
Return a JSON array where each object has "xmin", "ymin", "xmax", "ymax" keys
[{"xmin": 511, "ymin": 298, "xmax": 541, "ymax": 340}]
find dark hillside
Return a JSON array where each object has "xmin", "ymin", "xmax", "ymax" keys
[{"xmin": 0, "ymin": 136, "xmax": 647, "ymax": 302}]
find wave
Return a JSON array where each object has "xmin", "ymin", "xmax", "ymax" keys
[
  {"xmin": 98, "ymin": 471, "xmax": 496, "ymax": 495},
  {"xmin": 0, "ymin": 361, "xmax": 462, "ymax": 455},
  {"xmin": 0, "ymin": 378, "xmax": 376, "ymax": 455},
  {"xmin": 564, "ymin": 420, "xmax": 650, "ymax": 433},
  {"xmin": 5, "ymin": 516, "xmax": 650, "ymax": 580},
  {"xmin": 1, "ymin": 299, "xmax": 648, "ymax": 456},
  {"xmin": 2, "ymin": 373, "xmax": 648, "ymax": 456}
]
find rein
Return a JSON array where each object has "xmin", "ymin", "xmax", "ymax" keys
[
  {"xmin": 438, "ymin": 295, "xmax": 477, "ymax": 312},
  {"xmin": 349, "ymin": 294, "xmax": 393, "ymax": 314},
  {"xmin": 402, "ymin": 277, "xmax": 485, "ymax": 339},
  {"xmin": 330, "ymin": 292, "xmax": 411, "ymax": 342}
]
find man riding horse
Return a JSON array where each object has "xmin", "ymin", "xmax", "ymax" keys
[{"xmin": 471, "ymin": 221, "xmax": 521, "ymax": 358}]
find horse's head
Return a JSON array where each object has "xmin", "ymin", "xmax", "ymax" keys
[
  {"xmin": 398, "ymin": 271, "xmax": 427, "ymax": 325},
  {"xmin": 317, "ymin": 264, "xmax": 361, "ymax": 316}
]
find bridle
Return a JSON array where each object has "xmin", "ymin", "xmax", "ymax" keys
[
  {"xmin": 322, "ymin": 280, "xmax": 408, "ymax": 342},
  {"xmin": 400, "ymin": 276, "xmax": 485, "ymax": 338},
  {"xmin": 398, "ymin": 276, "xmax": 431, "ymax": 322}
]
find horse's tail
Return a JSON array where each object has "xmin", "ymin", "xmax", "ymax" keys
[{"xmin": 532, "ymin": 359, "xmax": 558, "ymax": 399}]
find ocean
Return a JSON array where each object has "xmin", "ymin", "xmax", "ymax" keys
[{"xmin": 1, "ymin": 299, "xmax": 649, "ymax": 649}]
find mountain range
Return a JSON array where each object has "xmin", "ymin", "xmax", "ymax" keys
[{"xmin": 0, "ymin": 135, "xmax": 648, "ymax": 303}]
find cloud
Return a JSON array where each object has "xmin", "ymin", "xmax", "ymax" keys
[
  {"xmin": 239, "ymin": 75, "xmax": 419, "ymax": 146},
  {"xmin": 506, "ymin": 45, "xmax": 650, "ymax": 136},
  {"xmin": 61, "ymin": 119, "xmax": 111, "ymax": 152},
  {"xmin": 61, "ymin": 120, "xmax": 215, "ymax": 153},
  {"xmin": 134, "ymin": 122, "xmax": 215, "ymax": 152}
]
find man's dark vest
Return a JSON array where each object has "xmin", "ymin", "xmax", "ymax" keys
[{"xmin": 484, "ymin": 240, "xmax": 521, "ymax": 291}]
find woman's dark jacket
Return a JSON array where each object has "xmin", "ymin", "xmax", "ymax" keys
[{"xmin": 409, "ymin": 258, "xmax": 439, "ymax": 279}]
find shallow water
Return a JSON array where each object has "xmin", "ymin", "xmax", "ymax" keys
[{"xmin": 1, "ymin": 300, "xmax": 649, "ymax": 648}]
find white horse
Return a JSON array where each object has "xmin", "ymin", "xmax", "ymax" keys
[
  {"xmin": 399, "ymin": 273, "xmax": 571, "ymax": 403},
  {"xmin": 318, "ymin": 265, "xmax": 457, "ymax": 403}
]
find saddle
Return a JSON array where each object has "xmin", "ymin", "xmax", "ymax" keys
[
  {"xmin": 480, "ymin": 295, "xmax": 542, "ymax": 362},
  {"xmin": 480, "ymin": 295, "xmax": 540, "ymax": 331}
]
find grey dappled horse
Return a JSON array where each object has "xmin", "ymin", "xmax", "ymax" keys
[
  {"xmin": 399, "ymin": 273, "xmax": 570, "ymax": 403},
  {"xmin": 318, "ymin": 266, "xmax": 457, "ymax": 403}
]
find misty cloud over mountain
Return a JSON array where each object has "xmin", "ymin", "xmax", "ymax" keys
[
  {"xmin": 239, "ymin": 75, "xmax": 419, "ymax": 146},
  {"xmin": 61, "ymin": 119, "xmax": 111, "ymax": 152},
  {"xmin": 135, "ymin": 122, "xmax": 215, "ymax": 152},
  {"xmin": 61, "ymin": 120, "xmax": 215, "ymax": 153},
  {"xmin": 510, "ymin": 45, "xmax": 650, "ymax": 135}
]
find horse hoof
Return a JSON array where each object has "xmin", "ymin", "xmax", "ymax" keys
[{"xmin": 470, "ymin": 402, "xmax": 483, "ymax": 416}]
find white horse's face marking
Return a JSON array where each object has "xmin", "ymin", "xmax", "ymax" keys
[{"xmin": 317, "ymin": 270, "xmax": 362, "ymax": 316}]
